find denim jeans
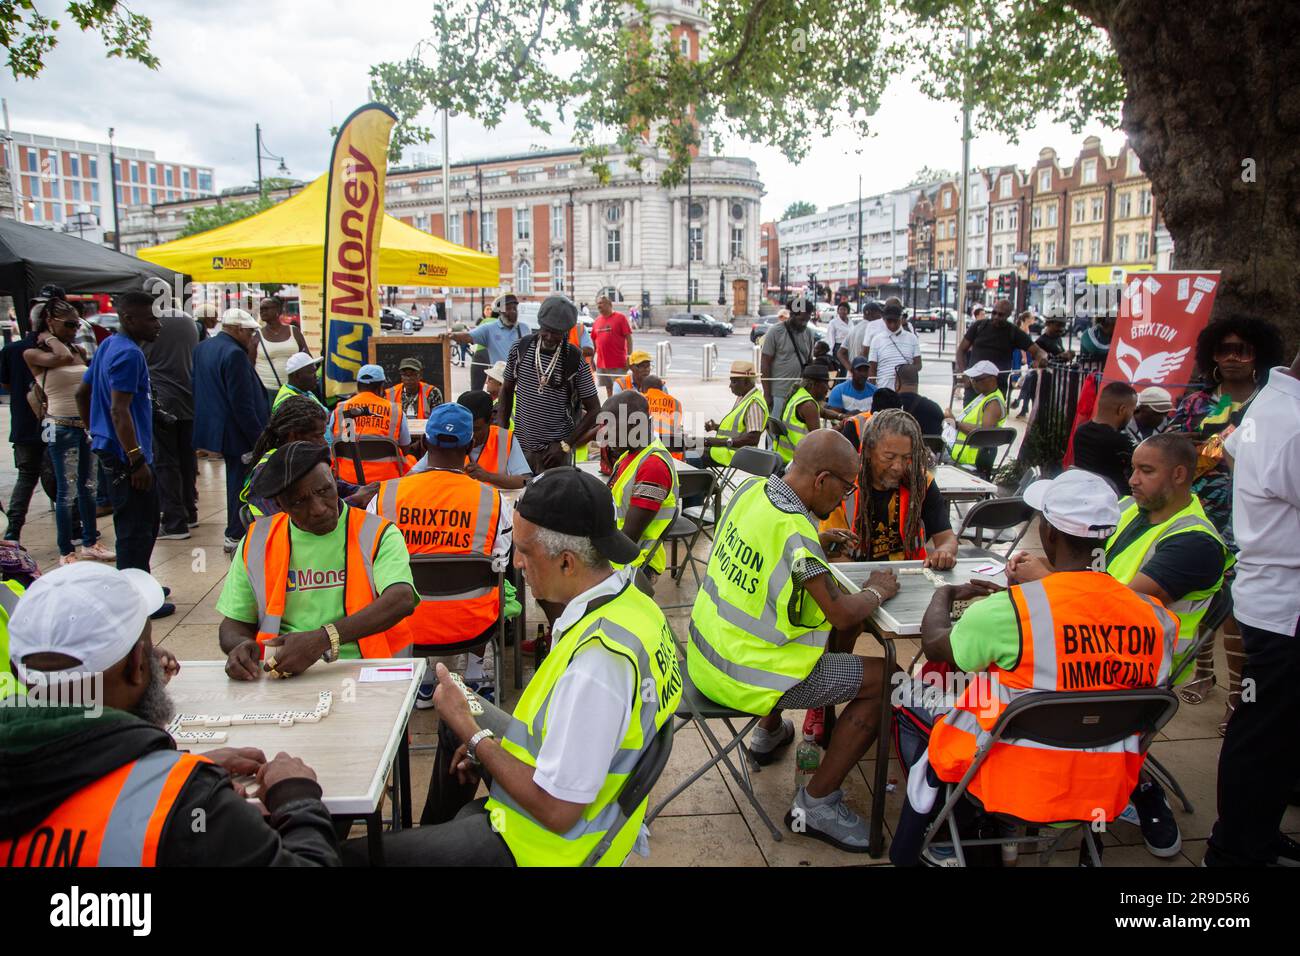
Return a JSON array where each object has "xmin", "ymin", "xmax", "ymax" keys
[{"xmin": 49, "ymin": 425, "xmax": 99, "ymax": 556}]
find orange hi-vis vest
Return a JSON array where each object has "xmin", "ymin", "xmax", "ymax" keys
[
  {"xmin": 567, "ymin": 325, "xmax": 594, "ymax": 370},
  {"xmin": 822, "ymin": 470, "xmax": 931, "ymax": 561},
  {"xmin": 244, "ymin": 507, "xmax": 412, "ymax": 658},
  {"xmin": 2, "ymin": 749, "xmax": 209, "ymax": 867},
  {"xmin": 330, "ymin": 391, "xmax": 406, "ymax": 483},
  {"xmin": 386, "ymin": 382, "xmax": 438, "ymax": 418},
  {"xmin": 374, "ymin": 470, "xmax": 501, "ymax": 646},
  {"xmin": 843, "ymin": 410, "xmax": 873, "ymax": 446},
  {"xmin": 928, "ymin": 572, "xmax": 1177, "ymax": 823},
  {"xmin": 644, "ymin": 387, "xmax": 684, "ymax": 460},
  {"xmin": 474, "ymin": 425, "xmax": 515, "ymax": 474}
]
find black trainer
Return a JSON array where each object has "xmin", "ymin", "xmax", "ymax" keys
[
  {"xmin": 1132, "ymin": 780, "xmax": 1181, "ymax": 858},
  {"xmin": 1271, "ymin": 832, "xmax": 1300, "ymax": 866}
]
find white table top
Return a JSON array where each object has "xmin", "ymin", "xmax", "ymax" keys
[
  {"xmin": 934, "ymin": 464, "xmax": 998, "ymax": 498},
  {"xmin": 834, "ymin": 558, "xmax": 1006, "ymax": 637},
  {"xmin": 166, "ymin": 658, "xmax": 425, "ymax": 816},
  {"xmin": 576, "ymin": 456, "xmax": 707, "ymax": 478}
]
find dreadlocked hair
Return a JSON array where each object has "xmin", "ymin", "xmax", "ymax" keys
[
  {"xmin": 249, "ymin": 396, "xmax": 327, "ymax": 466},
  {"xmin": 853, "ymin": 408, "xmax": 933, "ymax": 558}
]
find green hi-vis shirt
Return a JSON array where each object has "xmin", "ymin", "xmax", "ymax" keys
[
  {"xmin": 947, "ymin": 591, "xmax": 1021, "ymax": 674},
  {"xmin": 216, "ymin": 508, "xmax": 413, "ymax": 660}
]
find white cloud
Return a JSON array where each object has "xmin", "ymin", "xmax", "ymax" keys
[{"xmin": 2, "ymin": 0, "xmax": 1126, "ymax": 218}]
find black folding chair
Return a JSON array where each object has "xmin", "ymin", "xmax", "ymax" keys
[
  {"xmin": 1142, "ymin": 589, "xmax": 1234, "ymax": 814},
  {"xmin": 766, "ymin": 417, "xmax": 791, "ymax": 473},
  {"xmin": 954, "ymin": 495, "xmax": 1036, "ymax": 559},
  {"xmin": 331, "ymin": 436, "xmax": 405, "ymax": 485},
  {"xmin": 920, "ymin": 687, "xmax": 1181, "ymax": 866},
  {"xmin": 406, "ymin": 553, "xmax": 511, "ymax": 695},
  {"xmin": 951, "ymin": 426, "xmax": 1017, "ymax": 479},
  {"xmin": 582, "ymin": 720, "xmax": 676, "ymax": 866},
  {"xmin": 701, "ymin": 445, "xmax": 781, "ymax": 535},
  {"xmin": 922, "ymin": 434, "xmax": 948, "ymax": 458},
  {"xmin": 663, "ymin": 469, "xmax": 717, "ymax": 589}
]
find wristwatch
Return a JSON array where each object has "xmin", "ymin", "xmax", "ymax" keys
[
  {"xmin": 320, "ymin": 623, "xmax": 341, "ymax": 662},
  {"xmin": 466, "ymin": 727, "xmax": 495, "ymax": 766},
  {"xmin": 559, "ymin": 440, "xmax": 572, "ymax": 454}
]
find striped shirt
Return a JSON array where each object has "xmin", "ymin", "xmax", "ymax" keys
[
  {"xmin": 867, "ymin": 328, "xmax": 920, "ymax": 391},
  {"xmin": 766, "ymin": 476, "xmax": 828, "ymax": 584},
  {"xmin": 504, "ymin": 338, "xmax": 598, "ymax": 451}
]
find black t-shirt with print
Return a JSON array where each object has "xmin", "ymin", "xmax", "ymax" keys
[{"xmin": 862, "ymin": 479, "xmax": 951, "ymax": 561}]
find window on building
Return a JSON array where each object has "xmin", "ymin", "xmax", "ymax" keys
[
  {"xmin": 1081, "ymin": 158, "xmax": 1097, "ymax": 185},
  {"xmin": 1043, "ymin": 241, "xmax": 1056, "ymax": 266},
  {"xmin": 130, "ymin": 165, "xmax": 139, "ymax": 183},
  {"xmin": 1073, "ymin": 198, "xmax": 1085, "ymax": 222},
  {"xmin": 416, "ymin": 213, "xmax": 429, "ymax": 232},
  {"xmin": 993, "ymin": 245, "xmax": 1004, "ymax": 267},
  {"xmin": 1140, "ymin": 189, "xmax": 1153, "ymax": 215},
  {"xmin": 182, "ymin": 169, "xmax": 190, "ymax": 188},
  {"xmin": 1116, "ymin": 234, "xmax": 1129, "ymax": 261},
  {"xmin": 731, "ymin": 226, "xmax": 744, "ymax": 259},
  {"xmin": 942, "ymin": 191, "xmax": 952, "ymax": 209},
  {"xmin": 482, "ymin": 209, "xmax": 496, "ymax": 245},
  {"xmin": 607, "ymin": 228, "xmax": 621, "ymax": 263},
  {"xmin": 1127, "ymin": 151, "xmax": 1142, "ymax": 177},
  {"xmin": 68, "ymin": 155, "xmax": 79, "ymax": 178},
  {"xmin": 515, "ymin": 259, "xmax": 533, "ymax": 294},
  {"xmin": 1008, "ymin": 206, "xmax": 1018, "ymax": 231},
  {"xmin": 688, "ymin": 278, "xmax": 699, "ymax": 303},
  {"xmin": 1091, "ymin": 197, "xmax": 1104, "ymax": 220},
  {"xmin": 91, "ymin": 183, "xmax": 100, "ymax": 202},
  {"xmin": 49, "ymin": 179, "xmax": 59, "ymax": 199},
  {"xmin": 1137, "ymin": 232, "xmax": 1150, "ymax": 258},
  {"xmin": 516, "ymin": 205, "xmax": 530, "ymax": 240},
  {"xmin": 87, "ymin": 156, "xmax": 98, "ymax": 178},
  {"xmin": 148, "ymin": 166, "xmax": 156, "ymax": 185},
  {"xmin": 605, "ymin": 204, "xmax": 621, "ymax": 224},
  {"xmin": 1046, "ymin": 204, "xmax": 1058, "ymax": 227},
  {"xmin": 1031, "ymin": 242, "xmax": 1041, "ymax": 262},
  {"xmin": 1070, "ymin": 238, "xmax": 1082, "ymax": 262},
  {"xmin": 1000, "ymin": 175, "xmax": 1012, "ymax": 198},
  {"xmin": 993, "ymin": 210, "xmax": 1005, "ymax": 232},
  {"xmin": 551, "ymin": 202, "xmax": 564, "ymax": 239},
  {"xmin": 449, "ymin": 212, "xmax": 462, "ymax": 245},
  {"xmin": 1089, "ymin": 237, "xmax": 1102, "ymax": 261},
  {"xmin": 1038, "ymin": 169, "xmax": 1051, "ymax": 192},
  {"xmin": 1118, "ymin": 193, "xmax": 1132, "ymax": 218},
  {"xmin": 679, "ymin": 34, "xmax": 690, "ymax": 57},
  {"xmin": 688, "ymin": 226, "xmax": 703, "ymax": 262},
  {"xmin": 166, "ymin": 168, "xmax": 174, "ymax": 187},
  {"xmin": 198, "ymin": 172, "xmax": 212, "ymax": 192},
  {"xmin": 149, "ymin": 188, "xmax": 157, "ymax": 204},
  {"xmin": 552, "ymin": 257, "xmax": 565, "ymax": 292},
  {"xmin": 1031, "ymin": 206, "xmax": 1042, "ymax": 229}
]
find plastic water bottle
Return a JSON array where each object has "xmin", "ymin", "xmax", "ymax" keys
[{"xmin": 794, "ymin": 733, "xmax": 821, "ymax": 791}]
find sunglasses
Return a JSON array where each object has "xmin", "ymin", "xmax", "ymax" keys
[{"xmin": 1213, "ymin": 342, "xmax": 1255, "ymax": 360}]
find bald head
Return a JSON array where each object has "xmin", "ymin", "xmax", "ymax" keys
[
  {"xmin": 598, "ymin": 388, "xmax": 652, "ymax": 454},
  {"xmin": 642, "ymin": 375, "xmax": 665, "ymax": 391},
  {"xmin": 785, "ymin": 430, "xmax": 859, "ymax": 521}
]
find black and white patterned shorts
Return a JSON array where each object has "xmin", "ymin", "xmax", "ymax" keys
[{"xmin": 776, "ymin": 653, "xmax": 865, "ymax": 709}]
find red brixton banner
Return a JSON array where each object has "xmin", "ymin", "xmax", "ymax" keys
[{"xmin": 1102, "ymin": 270, "xmax": 1221, "ymax": 390}]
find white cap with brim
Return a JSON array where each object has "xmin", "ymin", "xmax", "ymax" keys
[
  {"xmin": 221, "ymin": 308, "xmax": 259, "ymax": 329},
  {"xmin": 8, "ymin": 563, "xmax": 165, "ymax": 684},
  {"xmin": 1023, "ymin": 469, "xmax": 1121, "ymax": 539},
  {"xmin": 965, "ymin": 360, "xmax": 1001, "ymax": 379},
  {"xmin": 485, "ymin": 361, "xmax": 507, "ymax": 384},
  {"xmin": 285, "ymin": 352, "xmax": 324, "ymax": 375}
]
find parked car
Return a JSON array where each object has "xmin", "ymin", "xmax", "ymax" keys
[
  {"xmin": 749, "ymin": 315, "xmax": 826, "ymax": 345},
  {"xmin": 909, "ymin": 311, "xmax": 944, "ymax": 333},
  {"xmin": 518, "ymin": 301, "xmax": 542, "ymax": 328},
  {"xmin": 380, "ymin": 306, "xmax": 424, "ymax": 331},
  {"xmin": 666, "ymin": 312, "xmax": 732, "ymax": 337},
  {"xmin": 92, "ymin": 312, "xmax": 120, "ymax": 332}
]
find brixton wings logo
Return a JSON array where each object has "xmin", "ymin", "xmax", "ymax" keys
[{"xmin": 1113, "ymin": 339, "xmax": 1191, "ymax": 385}]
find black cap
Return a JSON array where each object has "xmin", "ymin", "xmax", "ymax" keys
[
  {"xmin": 802, "ymin": 363, "xmax": 830, "ymax": 382},
  {"xmin": 537, "ymin": 295, "xmax": 578, "ymax": 332},
  {"xmin": 863, "ymin": 299, "xmax": 884, "ymax": 314},
  {"xmin": 250, "ymin": 441, "xmax": 331, "ymax": 499},
  {"xmin": 516, "ymin": 467, "xmax": 639, "ymax": 564}
]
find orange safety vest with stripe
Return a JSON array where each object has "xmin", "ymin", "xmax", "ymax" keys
[
  {"xmin": 244, "ymin": 507, "xmax": 412, "ymax": 659},
  {"xmin": 330, "ymin": 392, "xmax": 406, "ymax": 484},
  {"xmin": 474, "ymin": 425, "xmax": 515, "ymax": 474},
  {"xmin": 822, "ymin": 470, "xmax": 931, "ymax": 561},
  {"xmin": 373, "ymin": 471, "xmax": 502, "ymax": 646},
  {"xmin": 644, "ymin": 387, "xmax": 684, "ymax": 460},
  {"xmin": 567, "ymin": 325, "xmax": 595, "ymax": 371},
  {"xmin": 843, "ymin": 410, "xmax": 873, "ymax": 447},
  {"xmin": 386, "ymin": 382, "xmax": 439, "ymax": 419},
  {"xmin": 1, "ymin": 750, "xmax": 209, "ymax": 867},
  {"xmin": 927, "ymin": 572, "xmax": 1177, "ymax": 823}
]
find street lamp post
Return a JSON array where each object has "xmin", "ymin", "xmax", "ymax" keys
[
  {"xmin": 255, "ymin": 123, "xmax": 289, "ymax": 196},
  {"xmin": 686, "ymin": 164, "xmax": 693, "ymax": 305},
  {"xmin": 108, "ymin": 127, "xmax": 121, "ymax": 251},
  {"xmin": 856, "ymin": 175, "xmax": 863, "ymax": 312}
]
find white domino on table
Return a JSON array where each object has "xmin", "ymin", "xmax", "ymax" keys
[
  {"xmin": 173, "ymin": 730, "xmax": 228, "ymax": 743},
  {"xmin": 167, "ymin": 692, "xmax": 337, "ymax": 744}
]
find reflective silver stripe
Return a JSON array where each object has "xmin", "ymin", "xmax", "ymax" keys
[
  {"xmin": 589, "ymin": 619, "xmax": 658, "ymax": 747},
  {"xmin": 377, "ymin": 480, "xmax": 399, "ymax": 519},
  {"xmin": 99, "ymin": 750, "xmax": 187, "ymax": 865},
  {"xmin": 1017, "ymin": 580, "xmax": 1058, "ymax": 687},
  {"xmin": 388, "ymin": 402, "xmax": 402, "ymax": 440},
  {"xmin": 1167, "ymin": 593, "xmax": 1214, "ymax": 616},
  {"xmin": 699, "ymin": 528, "xmax": 827, "ymax": 649},
  {"xmin": 470, "ymin": 484, "xmax": 497, "ymax": 554},
  {"xmin": 1118, "ymin": 496, "xmax": 1136, "ymax": 512},
  {"xmin": 0, "ymin": 583, "xmax": 20, "ymax": 615},
  {"xmin": 489, "ymin": 777, "xmax": 625, "ymax": 841},
  {"xmin": 354, "ymin": 510, "xmax": 387, "ymax": 596},
  {"xmin": 688, "ymin": 620, "xmax": 802, "ymax": 694},
  {"xmin": 718, "ymin": 391, "xmax": 765, "ymax": 440},
  {"xmin": 419, "ymin": 587, "xmax": 494, "ymax": 603},
  {"xmin": 1131, "ymin": 592, "xmax": 1178, "ymax": 684},
  {"xmin": 245, "ymin": 518, "xmax": 281, "ymax": 636}
]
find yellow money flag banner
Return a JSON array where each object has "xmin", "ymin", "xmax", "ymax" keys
[{"xmin": 322, "ymin": 103, "xmax": 397, "ymax": 398}]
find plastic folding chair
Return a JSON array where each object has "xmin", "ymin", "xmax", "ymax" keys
[
  {"xmin": 920, "ymin": 687, "xmax": 1180, "ymax": 866},
  {"xmin": 406, "ymin": 553, "xmax": 511, "ymax": 696},
  {"xmin": 646, "ymin": 652, "xmax": 784, "ymax": 841},
  {"xmin": 954, "ymin": 495, "xmax": 1036, "ymax": 559},
  {"xmin": 922, "ymin": 434, "xmax": 948, "ymax": 458},
  {"xmin": 331, "ymin": 436, "xmax": 405, "ymax": 485},
  {"xmin": 582, "ymin": 720, "xmax": 676, "ymax": 866},
  {"xmin": 951, "ymin": 426, "xmax": 1017, "ymax": 479},
  {"xmin": 663, "ymin": 469, "xmax": 717, "ymax": 589},
  {"xmin": 700, "ymin": 445, "xmax": 781, "ymax": 534},
  {"xmin": 1143, "ymin": 589, "xmax": 1234, "ymax": 814}
]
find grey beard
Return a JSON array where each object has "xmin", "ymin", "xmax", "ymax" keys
[{"xmin": 133, "ymin": 652, "xmax": 175, "ymax": 728}]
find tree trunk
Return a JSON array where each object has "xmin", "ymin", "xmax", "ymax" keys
[{"xmin": 1082, "ymin": 0, "xmax": 1300, "ymax": 357}]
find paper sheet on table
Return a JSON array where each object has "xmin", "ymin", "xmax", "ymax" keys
[
  {"xmin": 967, "ymin": 560, "xmax": 1007, "ymax": 582},
  {"xmin": 359, "ymin": 665, "xmax": 416, "ymax": 683}
]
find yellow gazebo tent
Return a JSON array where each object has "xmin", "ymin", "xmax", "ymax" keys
[{"xmin": 137, "ymin": 174, "xmax": 498, "ymax": 287}]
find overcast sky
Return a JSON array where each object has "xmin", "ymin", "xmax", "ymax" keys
[{"xmin": 4, "ymin": 0, "xmax": 1127, "ymax": 217}]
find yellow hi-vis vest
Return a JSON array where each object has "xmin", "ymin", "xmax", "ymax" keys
[
  {"xmin": 485, "ymin": 578, "xmax": 683, "ymax": 866},
  {"xmin": 1104, "ymin": 494, "xmax": 1234, "ymax": 660},
  {"xmin": 688, "ymin": 477, "xmax": 832, "ymax": 715},
  {"xmin": 709, "ymin": 388, "xmax": 769, "ymax": 466},
  {"xmin": 609, "ymin": 440, "xmax": 679, "ymax": 575},
  {"xmin": 0, "ymin": 580, "xmax": 27, "ymax": 699},
  {"xmin": 950, "ymin": 389, "xmax": 1007, "ymax": 466},
  {"xmin": 776, "ymin": 387, "xmax": 816, "ymax": 464}
]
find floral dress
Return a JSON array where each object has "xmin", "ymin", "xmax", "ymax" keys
[{"xmin": 1167, "ymin": 386, "xmax": 1253, "ymax": 552}]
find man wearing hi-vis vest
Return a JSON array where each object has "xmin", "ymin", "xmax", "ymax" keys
[
  {"xmin": 595, "ymin": 390, "xmax": 679, "ymax": 583},
  {"xmin": 2, "ymin": 563, "xmax": 338, "ymax": 866},
  {"xmin": 946, "ymin": 360, "xmax": 1007, "ymax": 474},
  {"xmin": 326, "ymin": 364, "xmax": 412, "ymax": 484},
  {"xmin": 641, "ymin": 375, "xmax": 685, "ymax": 459},
  {"xmin": 370, "ymin": 403, "xmax": 513, "ymax": 708},
  {"xmin": 386, "ymin": 356, "xmax": 443, "ymax": 419},
  {"xmin": 689, "ymin": 430, "xmax": 902, "ymax": 852},
  {"xmin": 346, "ymin": 468, "xmax": 683, "ymax": 866},
  {"xmin": 888, "ymin": 470, "xmax": 1177, "ymax": 867},
  {"xmin": 775, "ymin": 363, "xmax": 830, "ymax": 464},
  {"xmin": 218, "ymin": 442, "xmax": 417, "ymax": 681},
  {"xmin": 694, "ymin": 360, "xmax": 768, "ymax": 468},
  {"xmin": 1007, "ymin": 434, "xmax": 1231, "ymax": 861}
]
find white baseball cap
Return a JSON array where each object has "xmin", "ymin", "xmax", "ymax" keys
[
  {"xmin": 965, "ymin": 360, "xmax": 1001, "ymax": 379},
  {"xmin": 1136, "ymin": 386, "xmax": 1174, "ymax": 412},
  {"xmin": 285, "ymin": 351, "xmax": 323, "ymax": 375},
  {"xmin": 1022, "ymin": 469, "xmax": 1121, "ymax": 539},
  {"xmin": 485, "ymin": 360, "xmax": 507, "ymax": 384},
  {"xmin": 8, "ymin": 563, "xmax": 166, "ymax": 684},
  {"xmin": 221, "ymin": 308, "xmax": 259, "ymax": 329}
]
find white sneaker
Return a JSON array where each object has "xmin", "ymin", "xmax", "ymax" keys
[
  {"xmin": 159, "ymin": 530, "xmax": 192, "ymax": 540},
  {"xmin": 58, "ymin": 553, "xmax": 78, "ymax": 567},
  {"xmin": 223, "ymin": 536, "xmax": 240, "ymax": 554},
  {"xmin": 785, "ymin": 786, "xmax": 871, "ymax": 853},
  {"xmin": 77, "ymin": 542, "xmax": 116, "ymax": 561}
]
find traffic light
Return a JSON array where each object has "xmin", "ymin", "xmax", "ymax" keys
[{"xmin": 996, "ymin": 273, "xmax": 1014, "ymax": 298}]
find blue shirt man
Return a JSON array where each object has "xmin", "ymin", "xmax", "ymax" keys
[
  {"xmin": 85, "ymin": 329, "xmax": 154, "ymax": 464},
  {"xmin": 827, "ymin": 357, "xmax": 878, "ymax": 415}
]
